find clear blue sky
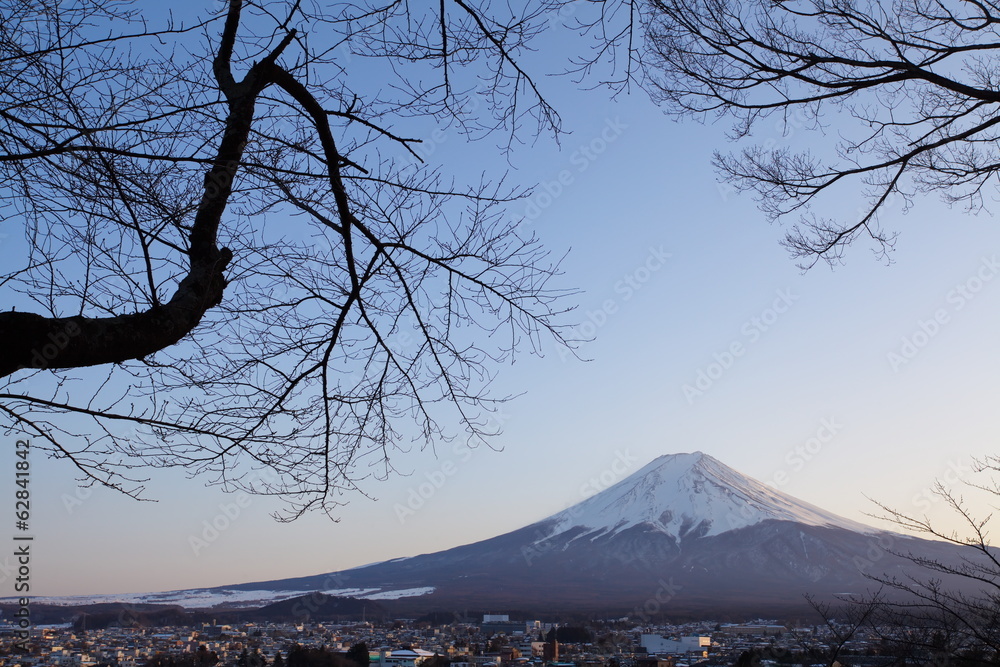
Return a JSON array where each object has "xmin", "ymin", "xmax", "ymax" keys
[{"xmin": 5, "ymin": 4, "xmax": 1000, "ymax": 597}]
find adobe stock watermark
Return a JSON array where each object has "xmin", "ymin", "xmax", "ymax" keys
[
  {"xmin": 62, "ymin": 484, "xmax": 96, "ymax": 515},
  {"xmin": 630, "ymin": 577, "xmax": 683, "ymax": 622},
  {"xmin": 766, "ymin": 417, "xmax": 844, "ymax": 490},
  {"xmin": 682, "ymin": 289, "xmax": 798, "ymax": 403},
  {"xmin": 403, "ymin": 127, "xmax": 449, "ymax": 166},
  {"xmin": 188, "ymin": 467, "xmax": 281, "ymax": 556},
  {"xmin": 289, "ymin": 571, "xmax": 350, "ymax": 623},
  {"xmin": 887, "ymin": 255, "xmax": 999, "ymax": 372},
  {"xmin": 556, "ymin": 246, "xmax": 671, "ymax": 361},
  {"xmin": 522, "ymin": 117, "xmax": 628, "ymax": 222},
  {"xmin": 857, "ymin": 458, "xmax": 975, "ymax": 576},
  {"xmin": 189, "ymin": 493, "xmax": 253, "ymax": 556},
  {"xmin": 0, "ymin": 554, "xmax": 17, "ymax": 588},
  {"xmin": 63, "ymin": 423, "xmax": 140, "ymax": 515},
  {"xmin": 393, "ymin": 408, "xmax": 511, "ymax": 524},
  {"xmin": 851, "ymin": 532, "xmax": 897, "ymax": 576},
  {"xmin": 542, "ymin": 0, "xmax": 585, "ymax": 30},
  {"xmin": 721, "ymin": 418, "xmax": 841, "ymax": 539},
  {"xmin": 521, "ymin": 449, "xmax": 639, "ymax": 566},
  {"xmin": 910, "ymin": 458, "xmax": 974, "ymax": 513},
  {"xmin": 578, "ymin": 449, "xmax": 639, "ymax": 499}
]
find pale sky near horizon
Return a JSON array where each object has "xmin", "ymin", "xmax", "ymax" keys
[{"xmin": 4, "ymin": 3, "xmax": 1000, "ymax": 598}]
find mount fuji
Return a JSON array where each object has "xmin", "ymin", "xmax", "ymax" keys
[
  {"xmin": 536, "ymin": 452, "xmax": 875, "ymax": 543},
  {"xmin": 42, "ymin": 452, "xmax": 978, "ymax": 618}
]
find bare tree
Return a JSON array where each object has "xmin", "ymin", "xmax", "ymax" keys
[
  {"xmin": 856, "ymin": 462, "xmax": 1000, "ymax": 665},
  {"xmin": 804, "ymin": 592, "xmax": 887, "ymax": 667},
  {"xmin": 643, "ymin": 0, "xmax": 1000, "ymax": 266},
  {"xmin": 794, "ymin": 460, "xmax": 1000, "ymax": 667},
  {"xmin": 0, "ymin": 0, "xmax": 638, "ymax": 518}
]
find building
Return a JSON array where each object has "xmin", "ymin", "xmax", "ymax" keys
[
  {"xmin": 640, "ymin": 635, "xmax": 710, "ymax": 656},
  {"xmin": 377, "ymin": 648, "xmax": 438, "ymax": 667},
  {"xmin": 718, "ymin": 625, "xmax": 786, "ymax": 637}
]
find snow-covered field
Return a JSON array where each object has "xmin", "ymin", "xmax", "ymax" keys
[
  {"xmin": 1, "ymin": 585, "xmax": 435, "ymax": 609},
  {"xmin": 361, "ymin": 587, "xmax": 435, "ymax": 600}
]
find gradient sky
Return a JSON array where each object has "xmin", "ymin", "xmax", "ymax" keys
[{"xmin": 5, "ymin": 3, "xmax": 1000, "ymax": 598}]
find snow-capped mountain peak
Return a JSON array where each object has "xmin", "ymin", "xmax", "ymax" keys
[{"xmin": 535, "ymin": 451, "xmax": 873, "ymax": 543}]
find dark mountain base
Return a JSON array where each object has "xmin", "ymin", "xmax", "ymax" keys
[{"xmin": 200, "ymin": 521, "xmax": 975, "ymax": 619}]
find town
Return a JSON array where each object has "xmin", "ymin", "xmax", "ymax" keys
[{"xmin": 0, "ymin": 613, "xmax": 905, "ymax": 667}]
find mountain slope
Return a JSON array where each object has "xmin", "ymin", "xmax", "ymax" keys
[
  {"xmin": 237, "ymin": 452, "xmax": 971, "ymax": 615},
  {"xmin": 30, "ymin": 451, "xmax": 987, "ymax": 618}
]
